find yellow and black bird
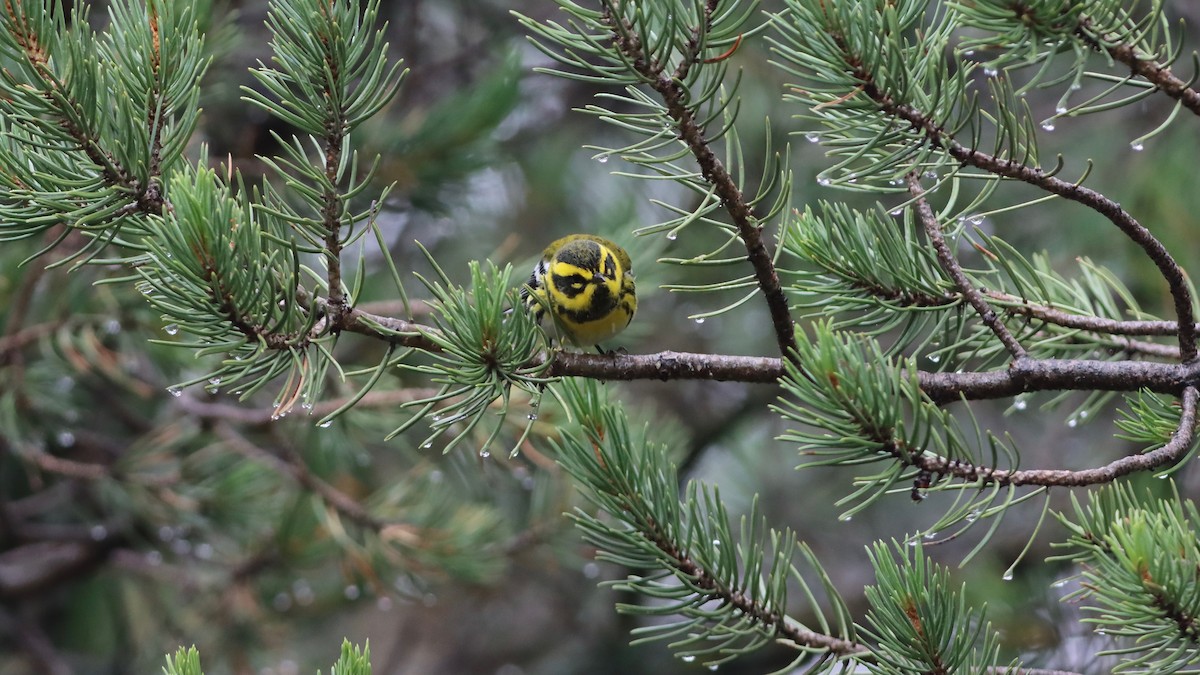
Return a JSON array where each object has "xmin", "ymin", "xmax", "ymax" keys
[{"xmin": 522, "ymin": 234, "xmax": 637, "ymax": 352}]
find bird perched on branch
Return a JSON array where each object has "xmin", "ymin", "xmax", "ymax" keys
[{"xmin": 521, "ymin": 234, "xmax": 637, "ymax": 352}]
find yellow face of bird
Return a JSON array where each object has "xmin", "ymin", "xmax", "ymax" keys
[{"xmin": 525, "ymin": 235, "xmax": 637, "ymax": 347}]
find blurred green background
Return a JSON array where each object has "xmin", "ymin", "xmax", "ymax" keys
[{"xmin": 3, "ymin": 1, "xmax": 1200, "ymax": 673}]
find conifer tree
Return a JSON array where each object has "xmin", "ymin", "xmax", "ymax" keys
[{"xmin": 2, "ymin": 0, "xmax": 1199, "ymax": 672}]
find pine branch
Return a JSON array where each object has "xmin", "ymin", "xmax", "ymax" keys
[
  {"xmin": 200, "ymin": 251, "xmax": 310, "ymax": 352},
  {"xmin": 843, "ymin": 58, "xmax": 1198, "ymax": 361},
  {"xmin": 910, "ymin": 385, "xmax": 1198, "ymax": 488},
  {"xmin": 1077, "ymin": 17, "xmax": 1200, "ymax": 117},
  {"xmin": 907, "ymin": 174, "xmax": 1025, "ymax": 359},
  {"xmin": 861, "ymin": 542, "xmax": 1014, "ymax": 673},
  {"xmin": 1055, "ymin": 482, "xmax": 1200, "ymax": 671},
  {"xmin": 210, "ymin": 415, "xmax": 507, "ymax": 584},
  {"xmin": 334, "ymin": 300, "xmax": 1200, "ymax": 399},
  {"xmin": 639, "ymin": 515, "xmax": 869, "ymax": 658},
  {"xmin": 600, "ymin": 3, "xmax": 798, "ymax": 362},
  {"xmin": 245, "ymin": 0, "xmax": 405, "ymax": 328},
  {"xmin": 214, "ymin": 422, "xmax": 384, "ymax": 531},
  {"xmin": 557, "ymin": 380, "xmax": 864, "ymax": 666},
  {"xmin": 1, "ymin": 18, "xmax": 139, "ymax": 199},
  {"xmin": 313, "ymin": 1, "xmax": 351, "ymax": 324},
  {"xmin": 982, "ymin": 291, "xmax": 1191, "ymax": 338}
]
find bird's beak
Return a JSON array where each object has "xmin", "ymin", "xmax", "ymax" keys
[{"xmin": 592, "ymin": 273, "xmax": 608, "ymax": 283}]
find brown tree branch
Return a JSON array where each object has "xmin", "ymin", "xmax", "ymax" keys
[
  {"xmin": 602, "ymin": 6, "xmax": 799, "ymax": 362},
  {"xmin": 547, "ymin": 349, "xmax": 784, "ymax": 382},
  {"xmin": 214, "ymin": 423, "xmax": 385, "ymax": 531},
  {"xmin": 912, "ymin": 385, "xmax": 1199, "ymax": 488},
  {"xmin": 994, "ymin": 669, "xmax": 1083, "ymax": 675},
  {"xmin": 1077, "ymin": 19, "xmax": 1200, "ymax": 118},
  {"xmin": 26, "ymin": 452, "xmax": 110, "ymax": 481},
  {"xmin": 0, "ymin": 539, "xmax": 117, "ymax": 599},
  {"xmin": 330, "ymin": 302, "xmax": 1200, "ymax": 398},
  {"xmin": 983, "ymin": 292, "xmax": 1189, "ymax": 337},
  {"xmin": 920, "ymin": 357, "xmax": 1200, "ymax": 403},
  {"xmin": 0, "ymin": 606, "xmax": 73, "ymax": 675},
  {"xmin": 908, "ymin": 175, "xmax": 1025, "ymax": 359},
  {"xmin": 826, "ymin": 38, "xmax": 1198, "ymax": 361}
]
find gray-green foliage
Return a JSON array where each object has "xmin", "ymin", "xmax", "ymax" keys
[
  {"xmin": 553, "ymin": 379, "xmax": 859, "ymax": 669},
  {"xmin": 1054, "ymin": 483, "xmax": 1200, "ymax": 673},
  {"xmin": 4, "ymin": 0, "xmax": 1200, "ymax": 673},
  {"xmin": 861, "ymin": 542, "xmax": 1016, "ymax": 674}
]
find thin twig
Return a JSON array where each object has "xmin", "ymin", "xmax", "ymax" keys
[
  {"xmin": 909, "ymin": 385, "xmax": 1199, "ymax": 487},
  {"xmin": 0, "ymin": 322, "xmax": 64, "ymax": 360},
  {"xmin": 672, "ymin": 0, "xmax": 721, "ymax": 82},
  {"xmin": 908, "ymin": 175, "xmax": 1025, "ymax": 359},
  {"xmin": 602, "ymin": 6, "xmax": 799, "ymax": 362},
  {"xmin": 26, "ymin": 452, "xmax": 110, "ymax": 481},
  {"xmin": 1078, "ymin": 19, "xmax": 1200, "ymax": 118},
  {"xmin": 299, "ymin": 289, "xmax": 443, "ymax": 352},
  {"xmin": 215, "ymin": 423, "xmax": 384, "ymax": 531},
  {"xmin": 838, "ymin": 49, "xmax": 1198, "ymax": 361},
  {"xmin": 982, "ymin": 292, "xmax": 1190, "ymax": 337},
  {"xmin": 798, "ymin": 280, "xmax": 1177, "ymax": 358}
]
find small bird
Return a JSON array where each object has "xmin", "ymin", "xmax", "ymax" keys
[{"xmin": 521, "ymin": 234, "xmax": 637, "ymax": 352}]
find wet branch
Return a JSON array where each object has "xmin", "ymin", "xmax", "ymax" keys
[
  {"xmin": 842, "ymin": 54, "xmax": 1198, "ymax": 361},
  {"xmin": 1077, "ymin": 19, "xmax": 1200, "ymax": 118},
  {"xmin": 908, "ymin": 175, "xmax": 1025, "ymax": 359},
  {"xmin": 334, "ymin": 303, "xmax": 1200, "ymax": 398},
  {"xmin": 601, "ymin": 6, "xmax": 799, "ymax": 362},
  {"xmin": 911, "ymin": 386, "xmax": 1199, "ymax": 487}
]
